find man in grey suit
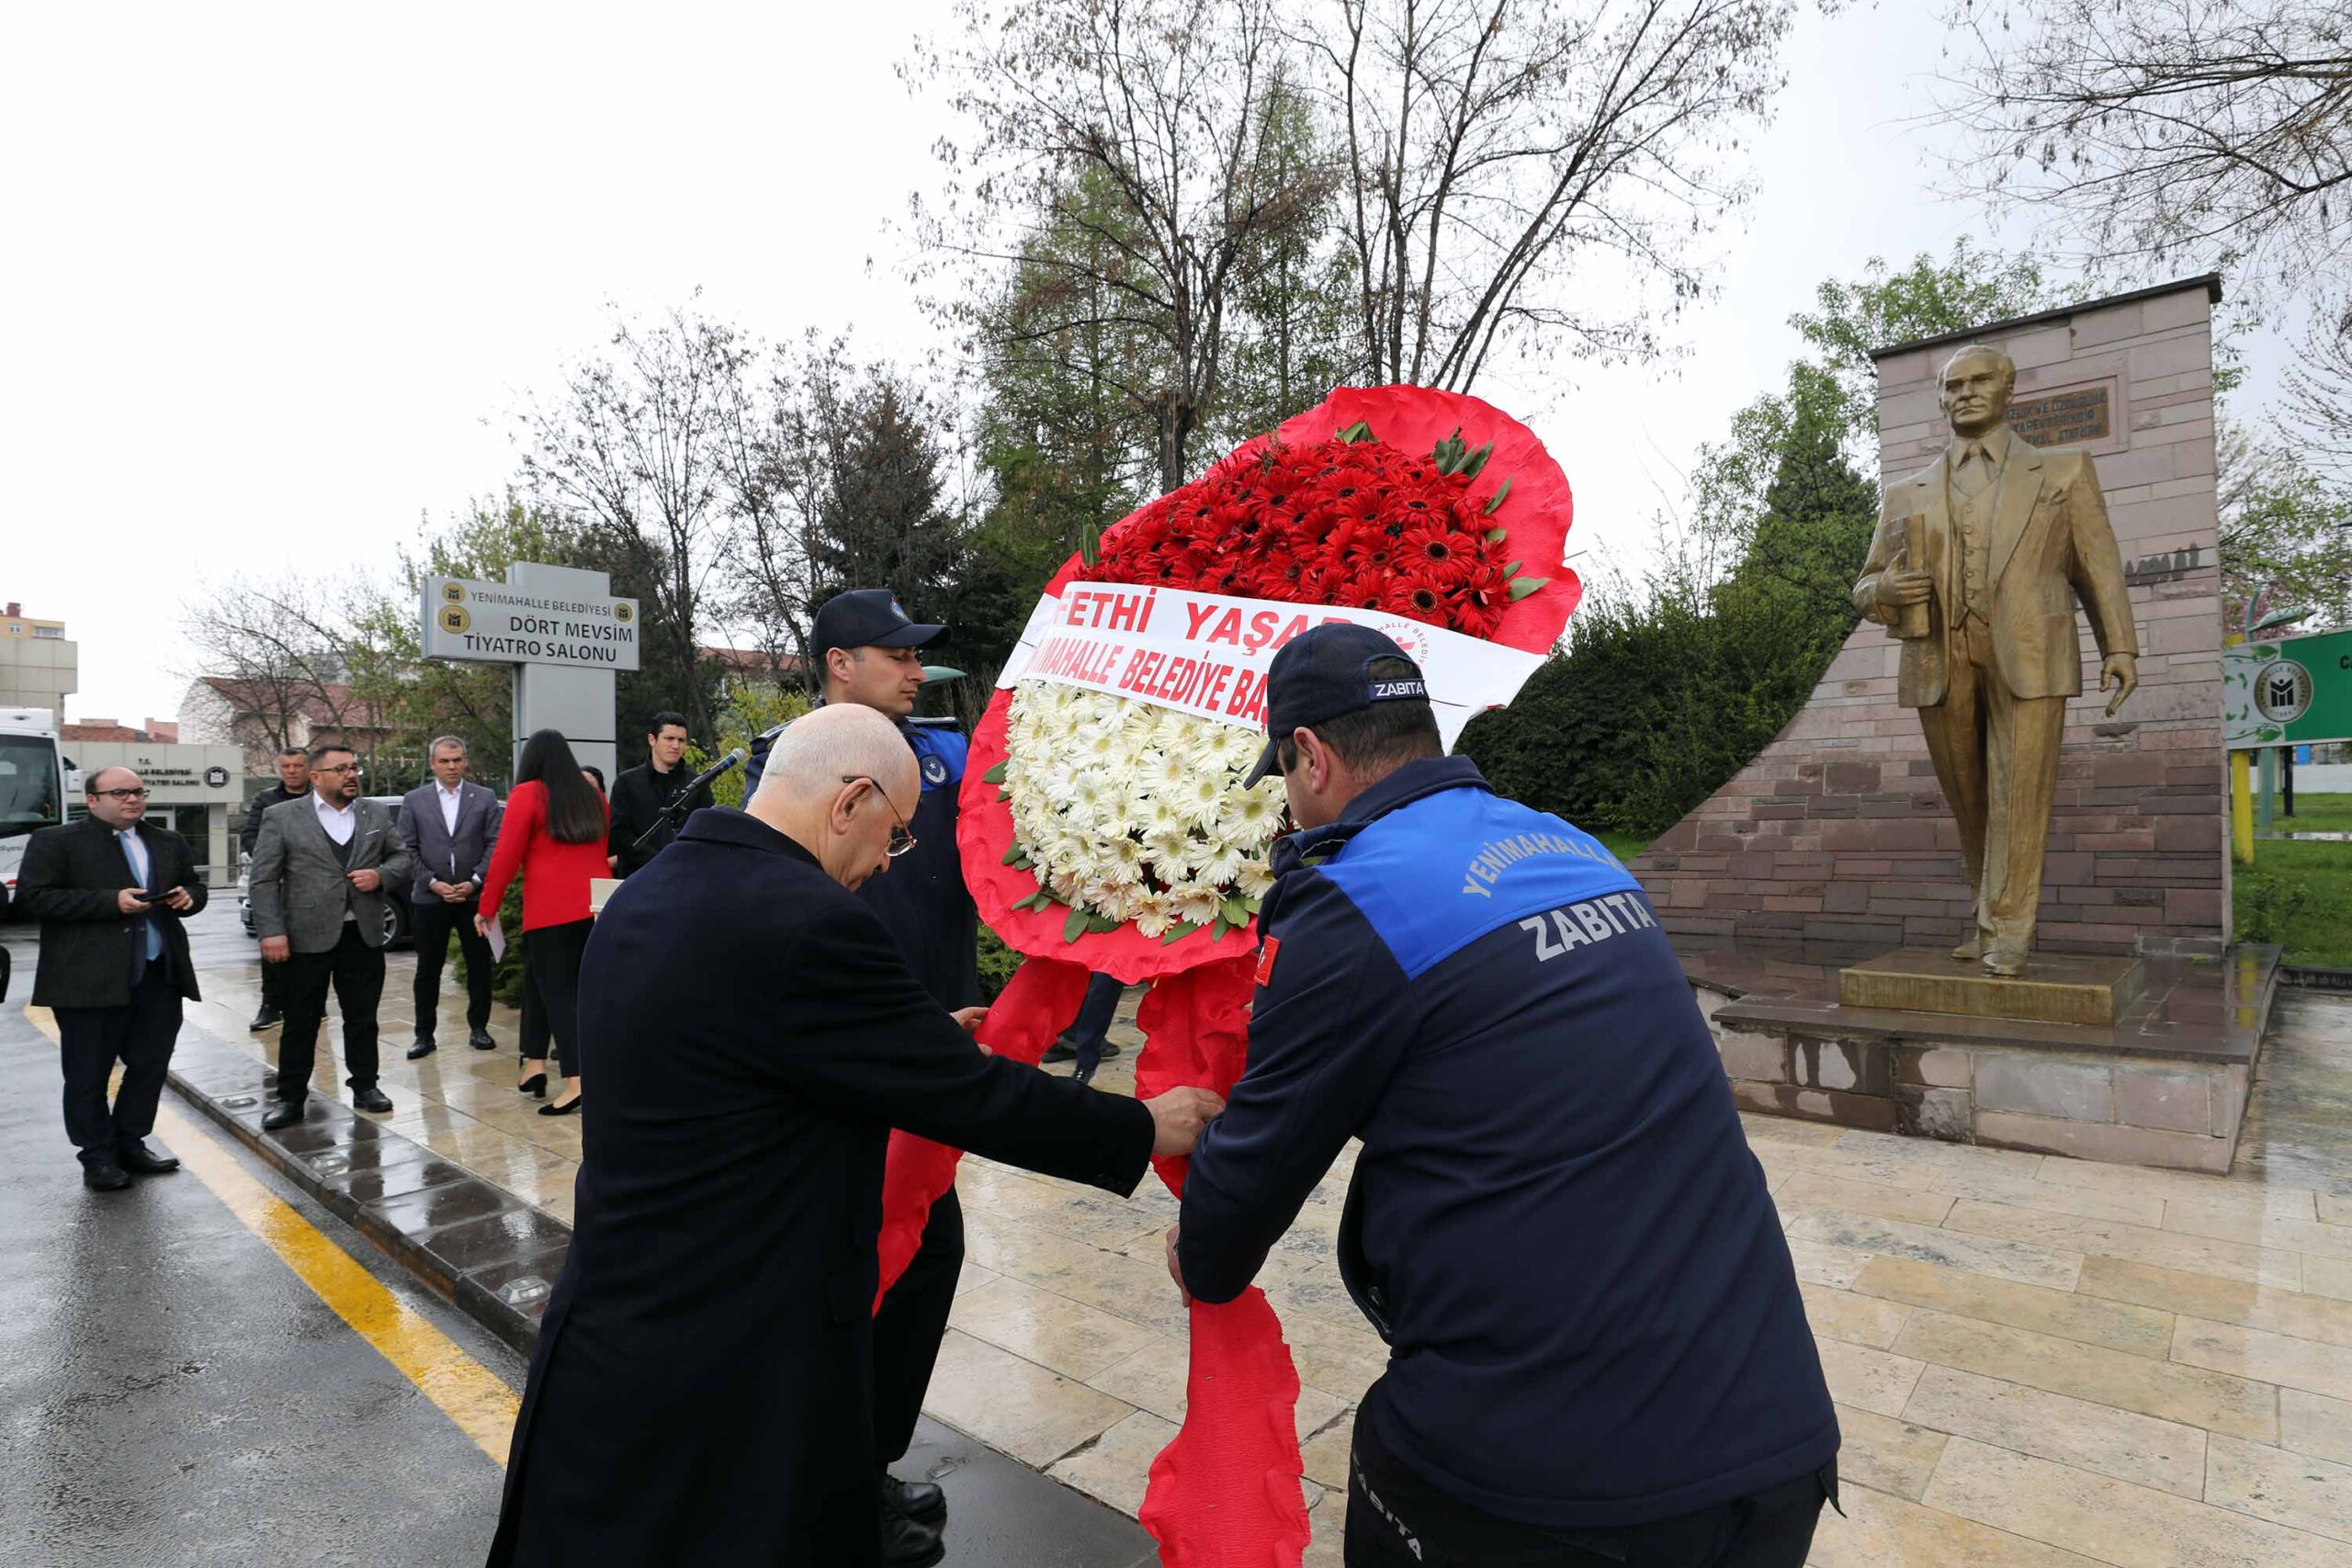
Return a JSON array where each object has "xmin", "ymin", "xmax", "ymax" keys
[
  {"xmin": 396, "ymin": 735, "xmax": 503, "ymax": 1059},
  {"xmin": 248, "ymin": 742, "xmax": 413, "ymax": 1130}
]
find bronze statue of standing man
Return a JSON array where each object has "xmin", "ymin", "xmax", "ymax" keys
[{"xmin": 1853, "ymin": 344, "xmax": 2140, "ymax": 976}]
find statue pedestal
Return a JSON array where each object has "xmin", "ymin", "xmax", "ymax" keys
[
  {"xmin": 1838, "ymin": 950, "xmax": 2145, "ymax": 1028},
  {"xmin": 1673, "ymin": 940, "xmax": 2280, "ymax": 1175}
]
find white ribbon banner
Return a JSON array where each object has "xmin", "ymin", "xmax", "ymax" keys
[{"xmin": 999, "ymin": 581, "xmax": 1547, "ymax": 747}]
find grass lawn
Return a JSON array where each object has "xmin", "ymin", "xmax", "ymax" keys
[
  {"xmin": 2274, "ymin": 787, "xmax": 2352, "ymax": 834},
  {"xmin": 2238, "ymin": 793, "xmax": 2352, "ymax": 968},
  {"xmin": 1598, "ymin": 831, "xmax": 1652, "ymax": 863}
]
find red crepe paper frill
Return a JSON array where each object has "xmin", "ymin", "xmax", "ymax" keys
[{"xmin": 956, "ymin": 384, "xmax": 1578, "ymax": 983}]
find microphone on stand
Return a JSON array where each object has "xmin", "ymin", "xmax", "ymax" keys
[
  {"xmin": 682, "ymin": 746, "xmax": 748, "ymax": 799},
  {"xmin": 630, "ymin": 748, "xmax": 747, "ymax": 854}
]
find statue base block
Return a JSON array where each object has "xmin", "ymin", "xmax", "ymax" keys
[
  {"xmin": 1838, "ymin": 950, "xmax": 2145, "ymax": 1027},
  {"xmin": 1672, "ymin": 940, "xmax": 2282, "ymax": 1175}
]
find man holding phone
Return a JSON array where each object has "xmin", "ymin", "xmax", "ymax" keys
[{"xmin": 14, "ymin": 766, "xmax": 208, "ymax": 1190}]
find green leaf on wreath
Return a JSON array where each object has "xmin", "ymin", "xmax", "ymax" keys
[
  {"xmin": 997, "ymin": 788, "xmax": 1011, "ymax": 803},
  {"xmin": 1462, "ymin": 442, "xmax": 1492, "ymax": 479},
  {"xmin": 981, "ymin": 761, "xmax": 1008, "ymax": 784},
  {"xmin": 1220, "ymin": 896, "xmax": 1252, "ymax": 927},
  {"xmin": 1504, "ymin": 560, "xmax": 1522, "ymax": 577},
  {"xmin": 1062, "ymin": 906, "xmax": 1091, "ymax": 943},
  {"xmin": 1485, "ymin": 525, "xmax": 1509, "ymax": 544},
  {"xmin": 1508, "ymin": 576, "xmax": 1550, "ymax": 601},
  {"xmin": 1086, "ymin": 913, "xmax": 1121, "ymax": 935},
  {"xmin": 1211, "ymin": 913, "xmax": 1231, "ymax": 942},
  {"xmin": 1335, "ymin": 420, "xmax": 1374, "ymax": 444},
  {"xmin": 1162, "ymin": 920, "xmax": 1201, "ymax": 945},
  {"xmin": 1484, "ymin": 477, "xmax": 1513, "ymax": 514},
  {"xmin": 1001, "ymin": 843, "xmax": 1025, "ymax": 865}
]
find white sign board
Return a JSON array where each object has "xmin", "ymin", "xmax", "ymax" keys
[
  {"xmin": 999, "ymin": 582, "xmax": 1545, "ymax": 749},
  {"xmin": 421, "ymin": 577, "xmax": 641, "ymax": 671}
]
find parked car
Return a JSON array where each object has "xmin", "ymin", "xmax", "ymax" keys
[{"xmin": 237, "ymin": 795, "xmax": 413, "ymax": 950}]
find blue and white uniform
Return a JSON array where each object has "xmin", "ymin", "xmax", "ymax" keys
[{"xmin": 1179, "ymin": 756, "xmax": 1837, "ymax": 1530}]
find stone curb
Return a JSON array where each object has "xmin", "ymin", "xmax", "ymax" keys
[{"xmin": 163, "ymin": 1029, "xmax": 567, "ymax": 1361}]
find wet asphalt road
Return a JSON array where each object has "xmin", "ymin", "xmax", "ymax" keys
[{"xmin": 0, "ymin": 995, "xmax": 519, "ymax": 1566}]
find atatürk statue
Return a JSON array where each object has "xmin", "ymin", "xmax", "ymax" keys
[{"xmin": 1853, "ymin": 344, "xmax": 2140, "ymax": 976}]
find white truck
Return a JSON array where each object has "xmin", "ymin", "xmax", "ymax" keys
[{"xmin": 0, "ymin": 707, "xmax": 73, "ymax": 903}]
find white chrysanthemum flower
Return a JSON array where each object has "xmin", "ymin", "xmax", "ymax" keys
[
  {"xmin": 1170, "ymin": 885, "xmax": 1223, "ymax": 928},
  {"xmin": 1131, "ymin": 889, "xmax": 1177, "ymax": 940},
  {"xmin": 1002, "ymin": 678, "xmax": 1285, "ymax": 931}
]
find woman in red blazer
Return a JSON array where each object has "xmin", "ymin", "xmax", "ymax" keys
[{"xmin": 479, "ymin": 730, "xmax": 610, "ymax": 1116}]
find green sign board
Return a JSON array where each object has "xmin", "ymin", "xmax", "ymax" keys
[{"xmin": 2222, "ymin": 628, "xmax": 2352, "ymax": 747}]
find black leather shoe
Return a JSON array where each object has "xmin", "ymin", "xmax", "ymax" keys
[
  {"xmin": 537, "ymin": 1093, "xmax": 582, "ymax": 1117},
  {"xmin": 1043, "ymin": 1036, "xmax": 1123, "ymax": 1065},
  {"xmin": 249, "ymin": 1007, "xmax": 282, "ymax": 1032},
  {"xmin": 118, "ymin": 1142, "xmax": 181, "ymax": 1176},
  {"xmin": 880, "ymin": 1473, "xmax": 947, "ymax": 1526},
  {"xmin": 83, "ymin": 1162, "xmax": 132, "ymax": 1192},
  {"xmin": 880, "ymin": 1512, "xmax": 944, "ymax": 1568},
  {"xmin": 469, "ymin": 1028, "xmax": 497, "ymax": 1050},
  {"xmin": 261, "ymin": 1100, "xmax": 305, "ymax": 1131},
  {"xmin": 406, "ymin": 1038, "xmax": 437, "ymax": 1060},
  {"xmin": 518, "ymin": 1073, "xmax": 548, "ymax": 1098},
  {"xmin": 353, "ymin": 1088, "xmax": 394, "ymax": 1114}
]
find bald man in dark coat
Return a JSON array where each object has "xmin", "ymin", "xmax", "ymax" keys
[{"xmin": 489, "ymin": 707, "xmax": 1216, "ymax": 1567}]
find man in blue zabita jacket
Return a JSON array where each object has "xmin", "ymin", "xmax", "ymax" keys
[{"xmin": 1176, "ymin": 625, "xmax": 1838, "ymax": 1567}]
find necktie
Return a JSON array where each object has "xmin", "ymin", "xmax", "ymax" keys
[
  {"xmin": 1952, "ymin": 442, "xmax": 1992, "ymax": 498},
  {"xmin": 119, "ymin": 831, "xmax": 164, "ymax": 963}
]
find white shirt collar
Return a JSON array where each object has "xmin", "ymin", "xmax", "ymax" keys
[
  {"xmin": 313, "ymin": 791, "xmax": 354, "ymax": 817},
  {"xmin": 437, "ymin": 779, "xmax": 464, "ymax": 797}
]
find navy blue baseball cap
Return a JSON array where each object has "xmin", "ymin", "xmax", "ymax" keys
[
  {"xmin": 813, "ymin": 589, "xmax": 944, "ymax": 656},
  {"xmin": 1243, "ymin": 624, "xmax": 1430, "ymax": 786}
]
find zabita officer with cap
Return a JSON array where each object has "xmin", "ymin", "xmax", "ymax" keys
[{"xmin": 1172, "ymin": 623, "xmax": 1840, "ymax": 1567}]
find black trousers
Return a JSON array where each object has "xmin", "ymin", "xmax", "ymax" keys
[
  {"xmin": 258, "ymin": 943, "xmax": 287, "ymax": 1013},
  {"xmin": 1344, "ymin": 1411, "xmax": 1832, "ymax": 1568},
  {"xmin": 411, "ymin": 896, "xmax": 494, "ymax": 1036},
  {"xmin": 55, "ymin": 962, "xmax": 183, "ymax": 1167},
  {"xmin": 872, "ymin": 1186, "xmax": 964, "ymax": 1466},
  {"xmin": 1066, "ymin": 972, "xmax": 1125, "ymax": 1075},
  {"xmin": 277, "ymin": 924, "xmax": 385, "ymax": 1100},
  {"xmin": 522, "ymin": 919, "xmax": 593, "ymax": 1078}
]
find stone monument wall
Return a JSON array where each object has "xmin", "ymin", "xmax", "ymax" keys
[{"xmin": 1632, "ymin": 276, "xmax": 2230, "ymax": 954}]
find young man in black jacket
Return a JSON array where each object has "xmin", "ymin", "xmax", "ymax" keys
[
  {"xmin": 240, "ymin": 746, "xmax": 310, "ymax": 1029},
  {"xmin": 605, "ymin": 711, "xmax": 712, "ymax": 877},
  {"xmin": 16, "ymin": 767, "xmax": 208, "ymax": 1190}
]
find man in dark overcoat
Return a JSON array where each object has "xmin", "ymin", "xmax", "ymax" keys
[
  {"xmin": 16, "ymin": 765, "xmax": 207, "ymax": 1190},
  {"xmin": 488, "ymin": 705, "xmax": 1220, "ymax": 1568}
]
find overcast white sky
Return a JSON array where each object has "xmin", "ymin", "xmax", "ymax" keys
[{"xmin": 0, "ymin": 2, "xmax": 2297, "ymax": 725}]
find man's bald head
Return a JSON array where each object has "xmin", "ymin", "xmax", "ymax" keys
[{"xmin": 746, "ymin": 705, "xmax": 919, "ymax": 889}]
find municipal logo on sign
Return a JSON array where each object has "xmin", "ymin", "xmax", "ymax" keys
[
  {"xmin": 2255, "ymin": 660, "xmax": 2313, "ymax": 724},
  {"xmin": 203, "ymin": 765, "xmax": 230, "ymax": 788},
  {"xmin": 439, "ymin": 605, "xmax": 472, "ymax": 635},
  {"xmin": 922, "ymin": 753, "xmax": 949, "ymax": 786},
  {"xmin": 441, "ymin": 581, "xmax": 467, "ymax": 604},
  {"xmin": 615, "ymin": 603, "xmax": 633, "ymax": 624}
]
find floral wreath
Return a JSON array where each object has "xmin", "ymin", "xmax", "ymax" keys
[{"xmin": 888, "ymin": 385, "xmax": 1577, "ymax": 1566}]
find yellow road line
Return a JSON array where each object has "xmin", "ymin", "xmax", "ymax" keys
[{"xmin": 22, "ymin": 1005, "xmax": 522, "ymax": 1464}]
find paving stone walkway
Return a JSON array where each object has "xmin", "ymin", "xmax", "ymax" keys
[{"xmin": 186, "ymin": 939, "xmax": 2352, "ymax": 1566}]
